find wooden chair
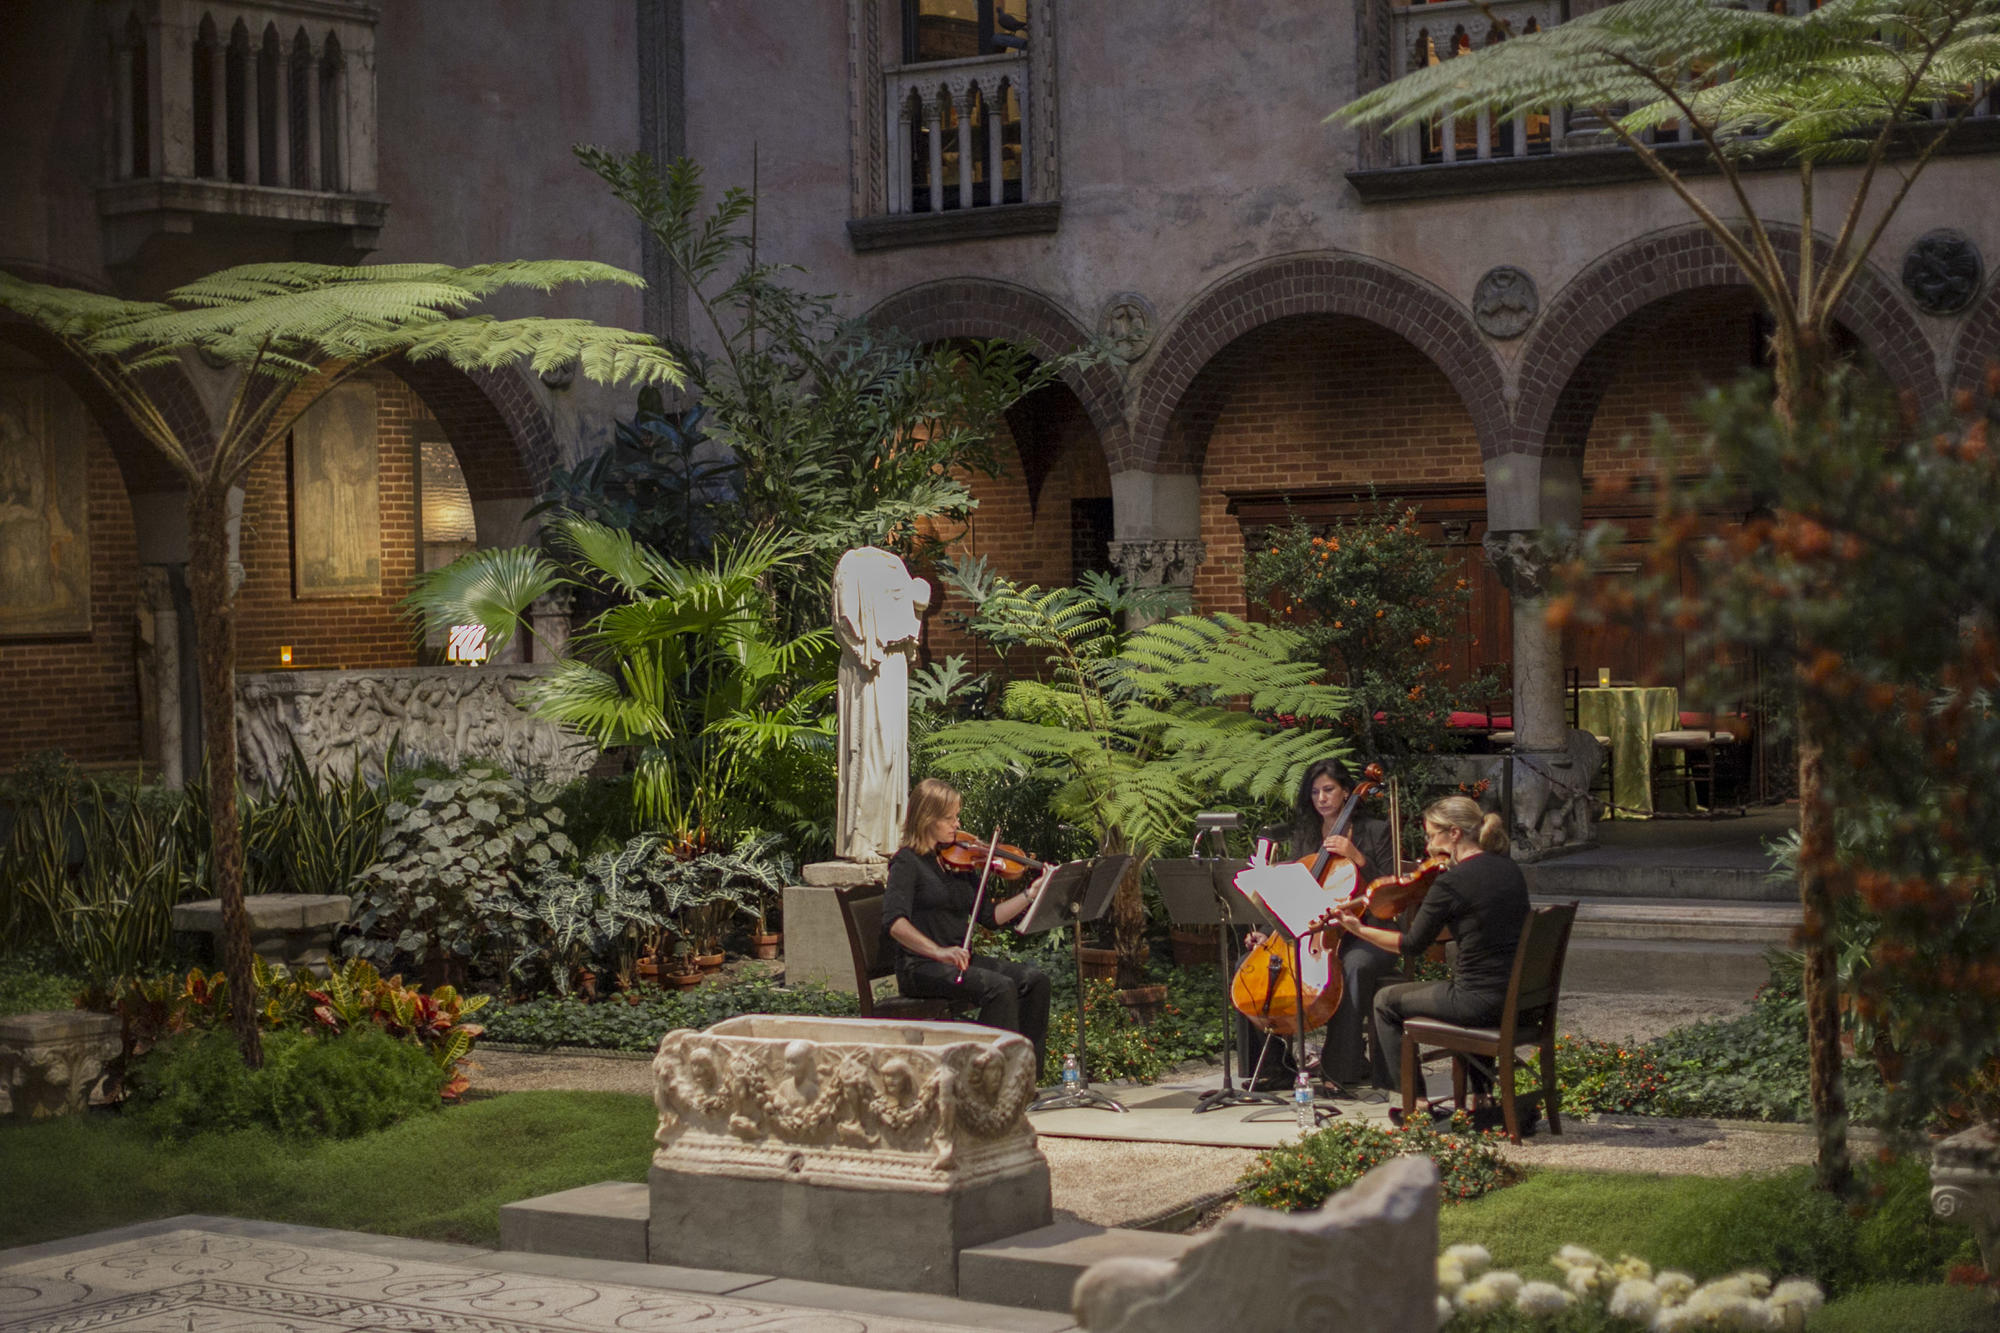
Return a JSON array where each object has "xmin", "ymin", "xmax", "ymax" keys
[
  {"xmin": 1399, "ymin": 901, "xmax": 1579, "ymax": 1144},
  {"xmin": 1650, "ymin": 713, "xmax": 1746, "ymax": 816},
  {"xmin": 833, "ymin": 881, "xmax": 976, "ymax": 1021}
]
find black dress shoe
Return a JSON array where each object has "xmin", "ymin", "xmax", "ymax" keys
[{"xmin": 1247, "ymin": 1070, "xmax": 1295, "ymax": 1092}]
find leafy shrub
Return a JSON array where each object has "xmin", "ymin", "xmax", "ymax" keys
[
  {"xmin": 479, "ymin": 976, "xmax": 860, "ymax": 1051},
  {"xmin": 1555, "ymin": 1035, "xmax": 1672, "ymax": 1116},
  {"xmin": 1039, "ymin": 968, "xmax": 1233, "ymax": 1085},
  {"xmin": 346, "ymin": 765, "xmax": 573, "ymax": 981},
  {"xmin": 126, "ymin": 1025, "xmax": 443, "ymax": 1141},
  {"xmin": 1238, "ymin": 1113, "xmax": 1512, "ymax": 1212},
  {"xmin": 1647, "ymin": 984, "xmax": 1884, "ymax": 1125},
  {"xmin": 0, "ymin": 950, "xmax": 84, "ymax": 1017}
]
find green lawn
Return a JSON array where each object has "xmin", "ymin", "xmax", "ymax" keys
[{"xmin": 0, "ymin": 1091, "xmax": 655, "ymax": 1251}]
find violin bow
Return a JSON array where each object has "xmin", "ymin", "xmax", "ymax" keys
[{"xmin": 955, "ymin": 826, "xmax": 1003, "ymax": 984}]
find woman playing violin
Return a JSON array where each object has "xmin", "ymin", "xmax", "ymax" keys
[
  {"xmin": 1241, "ymin": 758, "xmax": 1398, "ymax": 1093},
  {"xmin": 1330, "ymin": 795, "xmax": 1529, "ymax": 1121},
  {"xmin": 883, "ymin": 778, "xmax": 1056, "ymax": 1071}
]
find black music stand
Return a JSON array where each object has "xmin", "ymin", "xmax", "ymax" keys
[
  {"xmin": 1231, "ymin": 858, "xmax": 1343, "ymax": 1127},
  {"xmin": 1020, "ymin": 853, "xmax": 1133, "ymax": 1113},
  {"xmin": 1154, "ymin": 819, "xmax": 1288, "ymax": 1116}
]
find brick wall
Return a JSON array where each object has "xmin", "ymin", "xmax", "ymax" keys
[
  {"xmin": 1580, "ymin": 287, "xmax": 1760, "ymax": 479},
  {"xmin": 1192, "ymin": 316, "xmax": 1487, "ymax": 616},
  {"xmin": 234, "ymin": 369, "xmax": 431, "ymax": 672},
  {"xmin": 0, "ymin": 422, "xmax": 141, "ymax": 768}
]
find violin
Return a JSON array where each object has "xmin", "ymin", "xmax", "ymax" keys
[
  {"xmin": 937, "ymin": 830, "xmax": 1048, "ymax": 880},
  {"xmin": 1307, "ymin": 856, "xmax": 1450, "ymax": 940},
  {"xmin": 1229, "ymin": 763, "xmax": 1384, "ymax": 1037}
]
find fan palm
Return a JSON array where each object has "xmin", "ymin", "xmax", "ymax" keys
[
  {"xmin": 924, "ymin": 562, "xmax": 1352, "ymax": 984},
  {"xmin": 409, "ymin": 519, "xmax": 834, "ymax": 853},
  {"xmin": 0, "ymin": 261, "xmax": 681, "ymax": 1066}
]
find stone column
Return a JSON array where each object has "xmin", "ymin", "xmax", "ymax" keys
[
  {"xmin": 528, "ymin": 590, "xmax": 575, "ymax": 661},
  {"xmin": 137, "ymin": 566, "xmax": 184, "ymax": 788},
  {"xmin": 1107, "ymin": 538, "xmax": 1204, "ymax": 628},
  {"xmin": 1483, "ymin": 529, "xmax": 1591, "ymax": 857}
]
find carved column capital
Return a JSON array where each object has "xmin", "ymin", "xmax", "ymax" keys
[
  {"xmin": 1107, "ymin": 538, "xmax": 1205, "ymax": 588},
  {"xmin": 1481, "ymin": 530, "xmax": 1576, "ymax": 600}
]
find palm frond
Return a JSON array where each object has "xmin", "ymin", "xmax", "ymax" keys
[{"xmin": 403, "ymin": 547, "xmax": 563, "ymax": 654}]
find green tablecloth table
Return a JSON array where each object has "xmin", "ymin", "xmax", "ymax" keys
[{"xmin": 1576, "ymin": 686, "xmax": 1680, "ymax": 817}]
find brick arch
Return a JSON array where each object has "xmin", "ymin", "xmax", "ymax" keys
[
  {"xmin": 866, "ymin": 278, "xmax": 1129, "ymax": 464},
  {"xmin": 1130, "ymin": 253, "xmax": 1511, "ymax": 474},
  {"xmin": 1949, "ymin": 275, "xmax": 2000, "ymax": 394},
  {"xmin": 387, "ymin": 358, "xmax": 556, "ymax": 501},
  {"xmin": 1514, "ymin": 224, "xmax": 1942, "ymax": 458},
  {"xmin": 0, "ymin": 323, "xmax": 206, "ymax": 496}
]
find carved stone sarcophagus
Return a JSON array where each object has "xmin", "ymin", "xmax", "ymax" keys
[{"xmin": 649, "ymin": 1015, "xmax": 1050, "ymax": 1293}]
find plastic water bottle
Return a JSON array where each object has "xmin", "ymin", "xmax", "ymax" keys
[
  {"xmin": 1293, "ymin": 1070, "xmax": 1315, "ymax": 1132},
  {"xmin": 1062, "ymin": 1053, "xmax": 1081, "ymax": 1092}
]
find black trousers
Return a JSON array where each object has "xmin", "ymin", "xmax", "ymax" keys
[
  {"xmin": 1370, "ymin": 980, "xmax": 1507, "ymax": 1096},
  {"xmin": 1238, "ymin": 937, "xmax": 1401, "ymax": 1086},
  {"xmin": 898, "ymin": 955, "xmax": 1051, "ymax": 1073}
]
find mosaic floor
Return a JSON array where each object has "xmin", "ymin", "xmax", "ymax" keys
[{"xmin": 0, "ymin": 1225, "xmax": 1023, "ymax": 1333}]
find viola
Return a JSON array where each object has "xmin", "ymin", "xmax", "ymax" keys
[
  {"xmin": 1229, "ymin": 763, "xmax": 1384, "ymax": 1036},
  {"xmin": 937, "ymin": 830, "xmax": 1048, "ymax": 880}
]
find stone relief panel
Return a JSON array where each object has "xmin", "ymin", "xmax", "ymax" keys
[
  {"xmin": 0, "ymin": 371, "xmax": 91, "ymax": 637},
  {"xmin": 235, "ymin": 666, "xmax": 595, "ymax": 792},
  {"xmin": 1099, "ymin": 292, "xmax": 1158, "ymax": 362},
  {"xmin": 1473, "ymin": 265, "xmax": 1540, "ymax": 340},
  {"xmin": 291, "ymin": 380, "xmax": 381, "ymax": 598},
  {"xmin": 653, "ymin": 1015, "xmax": 1042, "ymax": 1189},
  {"xmin": 1903, "ymin": 229, "xmax": 1984, "ymax": 317}
]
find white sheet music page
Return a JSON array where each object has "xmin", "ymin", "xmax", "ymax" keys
[{"xmin": 1234, "ymin": 862, "xmax": 1341, "ymax": 939}]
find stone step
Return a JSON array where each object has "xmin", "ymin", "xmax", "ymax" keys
[
  {"xmin": 498, "ymin": 1181, "xmax": 650, "ymax": 1266},
  {"xmin": 1526, "ymin": 860, "xmax": 1792, "ymax": 902},
  {"xmin": 1559, "ymin": 937, "xmax": 1774, "ymax": 1000},
  {"xmin": 958, "ymin": 1220, "xmax": 1197, "ymax": 1312},
  {"xmin": 1551, "ymin": 897, "xmax": 1800, "ymax": 944}
]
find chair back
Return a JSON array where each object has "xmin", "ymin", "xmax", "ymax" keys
[
  {"xmin": 834, "ymin": 882, "xmax": 895, "ymax": 1017},
  {"xmin": 1502, "ymin": 902, "xmax": 1578, "ymax": 1040}
]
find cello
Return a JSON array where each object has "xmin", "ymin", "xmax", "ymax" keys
[{"xmin": 1228, "ymin": 764, "xmax": 1384, "ymax": 1037}]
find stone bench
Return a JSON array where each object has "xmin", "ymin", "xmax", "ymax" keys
[
  {"xmin": 171, "ymin": 893, "xmax": 352, "ymax": 971},
  {"xmin": 0, "ymin": 1010, "xmax": 121, "ymax": 1121}
]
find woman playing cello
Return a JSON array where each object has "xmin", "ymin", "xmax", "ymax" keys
[
  {"xmin": 882, "ymin": 778, "xmax": 1056, "ymax": 1071},
  {"xmin": 1239, "ymin": 758, "xmax": 1398, "ymax": 1094}
]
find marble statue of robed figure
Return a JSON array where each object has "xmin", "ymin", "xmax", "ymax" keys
[{"xmin": 832, "ymin": 546, "xmax": 930, "ymax": 863}]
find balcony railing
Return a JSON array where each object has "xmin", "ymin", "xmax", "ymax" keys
[{"xmin": 884, "ymin": 52, "xmax": 1028, "ymax": 214}]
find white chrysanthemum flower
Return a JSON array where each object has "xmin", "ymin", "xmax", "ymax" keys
[
  {"xmin": 1444, "ymin": 1243, "xmax": 1492, "ymax": 1274},
  {"xmin": 1556, "ymin": 1244, "xmax": 1602, "ymax": 1269},
  {"xmin": 1615, "ymin": 1254, "xmax": 1655, "ymax": 1282},
  {"xmin": 1766, "ymin": 1279, "xmax": 1825, "ymax": 1332},
  {"xmin": 1684, "ymin": 1288, "xmax": 1778, "ymax": 1330},
  {"xmin": 1437, "ymin": 1259, "xmax": 1467, "ymax": 1295},
  {"xmin": 1516, "ymin": 1281, "xmax": 1574, "ymax": 1316},
  {"xmin": 1656, "ymin": 1271, "xmax": 1697, "ymax": 1304},
  {"xmin": 1700, "ymin": 1275, "xmax": 1758, "ymax": 1301},
  {"xmin": 1650, "ymin": 1306, "xmax": 1694, "ymax": 1333},
  {"xmin": 1484, "ymin": 1271, "xmax": 1524, "ymax": 1301},
  {"xmin": 1566, "ymin": 1264, "xmax": 1603, "ymax": 1297},
  {"xmin": 1456, "ymin": 1278, "xmax": 1507, "ymax": 1315},
  {"xmin": 1734, "ymin": 1271, "xmax": 1773, "ymax": 1298},
  {"xmin": 1609, "ymin": 1277, "xmax": 1662, "ymax": 1323},
  {"xmin": 1436, "ymin": 1293, "xmax": 1454, "ymax": 1329}
]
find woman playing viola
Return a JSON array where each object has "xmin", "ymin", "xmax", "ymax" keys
[
  {"xmin": 883, "ymin": 778, "xmax": 1056, "ymax": 1072},
  {"xmin": 1241, "ymin": 758, "xmax": 1398, "ymax": 1093},
  {"xmin": 1331, "ymin": 795, "xmax": 1529, "ymax": 1121}
]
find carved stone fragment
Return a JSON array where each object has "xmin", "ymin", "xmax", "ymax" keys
[
  {"xmin": 1933, "ymin": 1122, "xmax": 2000, "ymax": 1275},
  {"xmin": 0, "ymin": 1010, "xmax": 121, "ymax": 1120}
]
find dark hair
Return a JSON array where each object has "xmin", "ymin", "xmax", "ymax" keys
[{"xmin": 1291, "ymin": 757, "xmax": 1358, "ymax": 854}]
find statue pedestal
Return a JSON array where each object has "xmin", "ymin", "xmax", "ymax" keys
[
  {"xmin": 1933, "ymin": 1122, "xmax": 2000, "ymax": 1276},
  {"xmin": 783, "ymin": 860, "xmax": 887, "ymax": 993},
  {"xmin": 649, "ymin": 1014, "xmax": 1049, "ymax": 1294}
]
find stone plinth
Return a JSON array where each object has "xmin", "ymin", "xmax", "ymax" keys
[
  {"xmin": 172, "ymin": 893, "xmax": 352, "ymax": 970},
  {"xmin": 1073, "ymin": 1156, "xmax": 1439, "ymax": 1332},
  {"xmin": 1932, "ymin": 1122, "xmax": 2000, "ymax": 1275},
  {"xmin": 783, "ymin": 860, "xmax": 887, "ymax": 993},
  {"xmin": 0, "ymin": 1010, "xmax": 121, "ymax": 1121},
  {"xmin": 649, "ymin": 1014, "xmax": 1049, "ymax": 1294}
]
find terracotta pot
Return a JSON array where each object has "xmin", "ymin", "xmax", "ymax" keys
[
  {"xmin": 635, "ymin": 956, "xmax": 660, "ymax": 984},
  {"xmin": 667, "ymin": 968, "xmax": 704, "ymax": 990},
  {"xmin": 751, "ymin": 932, "xmax": 782, "ymax": 961},
  {"xmin": 694, "ymin": 952, "xmax": 726, "ymax": 973},
  {"xmin": 1116, "ymin": 983, "xmax": 1169, "ymax": 1025},
  {"xmin": 1169, "ymin": 926, "xmax": 1220, "ymax": 968},
  {"xmin": 1077, "ymin": 946, "xmax": 1118, "ymax": 981},
  {"xmin": 575, "ymin": 969, "xmax": 598, "ymax": 1002}
]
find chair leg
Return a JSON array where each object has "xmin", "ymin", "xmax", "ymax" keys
[
  {"xmin": 1542, "ymin": 1035, "xmax": 1561, "ymax": 1136},
  {"xmin": 1499, "ymin": 1054, "xmax": 1520, "ymax": 1144},
  {"xmin": 1451, "ymin": 1055, "xmax": 1466, "ymax": 1112},
  {"xmin": 1401, "ymin": 1034, "xmax": 1417, "ymax": 1119}
]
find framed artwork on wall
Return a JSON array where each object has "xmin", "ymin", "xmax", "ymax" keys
[
  {"xmin": 0, "ymin": 371, "xmax": 92, "ymax": 638},
  {"xmin": 291, "ymin": 380, "xmax": 381, "ymax": 598}
]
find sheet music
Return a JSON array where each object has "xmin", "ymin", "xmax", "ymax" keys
[{"xmin": 1234, "ymin": 862, "xmax": 1347, "ymax": 939}]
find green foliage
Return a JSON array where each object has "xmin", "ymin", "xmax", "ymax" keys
[
  {"xmin": 570, "ymin": 149, "xmax": 1094, "ymax": 638},
  {"xmin": 1038, "ymin": 968, "xmax": 1232, "ymax": 1085},
  {"xmin": 0, "ymin": 950, "xmax": 85, "ymax": 1017},
  {"xmin": 1238, "ymin": 1113, "xmax": 1513, "ymax": 1212},
  {"xmin": 345, "ymin": 766, "xmax": 573, "ymax": 981},
  {"xmin": 1554, "ymin": 1035, "xmax": 1672, "ymax": 1116},
  {"xmin": 234, "ymin": 738, "xmax": 399, "ymax": 899},
  {"xmin": 125, "ymin": 1025, "xmax": 444, "ymax": 1142},
  {"xmin": 1243, "ymin": 505, "xmax": 1496, "ymax": 776},
  {"xmin": 0, "ymin": 1090, "xmax": 658, "ymax": 1251},
  {"xmin": 478, "ymin": 976, "xmax": 860, "ymax": 1051},
  {"xmin": 534, "ymin": 396, "xmax": 737, "ymax": 563},
  {"xmin": 409, "ymin": 523, "xmax": 834, "ymax": 850}
]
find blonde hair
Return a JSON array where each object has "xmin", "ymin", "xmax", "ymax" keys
[
  {"xmin": 1423, "ymin": 795, "xmax": 1509, "ymax": 854},
  {"xmin": 903, "ymin": 778, "xmax": 962, "ymax": 854}
]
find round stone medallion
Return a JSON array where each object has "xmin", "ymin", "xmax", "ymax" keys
[
  {"xmin": 1098, "ymin": 292, "xmax": 1158, "ymax": 362},
  {"xmin": 1902, "ymin": 230, "xmax": 1983, "ymax": 317},
  {"xmin": 1473, "ymin": 265, "xmax": 1540, "ymax": 339}
]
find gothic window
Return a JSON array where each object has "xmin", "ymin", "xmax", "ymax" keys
[
  {"xmin": 226, "ymin": 19, "xmax": 250, "ymax": 182},
  {"xmin": 193, "ymin": 15, "xmax": 218, "ymax": 178},
  {"xmin": 902, "ymin": 0, "xmax": 1027, "ymax": 63},
  {"xmin": 289, "ymin": 30, "xmax": 314, "ymax": 187},
  {"xmin": 319, "ymin": 33, "xmax": 345, "ymax": 193}
]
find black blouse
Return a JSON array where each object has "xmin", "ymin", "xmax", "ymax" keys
[
  {"xmin": 1399, "ymin": 851, "xmax": 1530, "ymax": 998},
  {"xmin": 882, "ymin": 847, "xmax": 1002, "ymax": 969}
]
